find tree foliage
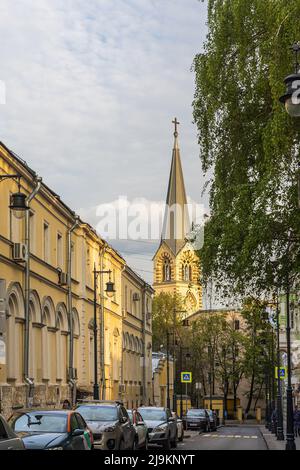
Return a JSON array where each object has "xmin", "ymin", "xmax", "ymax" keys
[
  {"xmin": 193, "ymin": 0, "xmax": 300, "ymax": 296},
  {"xmin": 152, "ymin": 292, "xmax": 185, "ymax": 352}
]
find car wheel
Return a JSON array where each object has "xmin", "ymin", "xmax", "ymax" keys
[
  {"xmin": 132, "ymin": 437, "xmax": 138, "ymax": 451},
  {"xmin": 143, "ymin": 436, "xmax": 149, "ymax": 450},
  {"xmin": 163, "ymin": 436, "xmax": 171, "ymax": 450}
]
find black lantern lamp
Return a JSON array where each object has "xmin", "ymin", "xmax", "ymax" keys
[
  {"xmin": 105, "ymin": 273, "xmax": 115, "ymax": 298},
  {"xmin": 0, "ymin": 174, "xmax": 28, "ymax": 219},
  {"xmin": 9, "ymin": 191, "xmax": 28, "ymax": 219},
  {"xmin": 279, "ymin": 43, "xmax": 300, "ymax": 117}
]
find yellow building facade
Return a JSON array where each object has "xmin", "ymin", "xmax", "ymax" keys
[
  {"xmin": 121, "ymin": 266, "xmax": 153, "ymax": 408},
  {"xmin": 0, "ymin": 141, "xmax": 153, "ymax": 418}
]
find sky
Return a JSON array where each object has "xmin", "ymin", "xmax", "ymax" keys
[{"xmin": 0, "ymin": 0, "xmax": 209, "ymax": 285}]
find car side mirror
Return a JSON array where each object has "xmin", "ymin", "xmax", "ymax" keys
[
  {"xmin": 72, "ymin": 428, "xmax": 84, "ymax": 437},
  {"xmin": 120, "ymin": 416, "xmax": 127, "ymax": 424}
]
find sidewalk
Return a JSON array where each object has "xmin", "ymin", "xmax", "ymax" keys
[{"xmin": 258, "ymin": 425, "xmax": 300, "ymax": 450}]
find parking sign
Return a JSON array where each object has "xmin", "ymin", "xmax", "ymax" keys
[{"xmin": 181, "ymin": 371, "xmax": 192, "ymax": 383}]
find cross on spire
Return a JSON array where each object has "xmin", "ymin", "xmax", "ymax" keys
[{"xmin": 172, "ymin": 117, "xmax": 180, "ymax": 137}]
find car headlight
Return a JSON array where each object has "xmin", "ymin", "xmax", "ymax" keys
[
  {"xmin": 103, "ymin": 426, "xmax": 116, "ymax": 432},
  {"xmin": 46, "ymin": 446, "xmax": 64, "ymax": 450},
  {"xmin": 153, "ymin": 424, "xmax": 168, "ymax": 433}
]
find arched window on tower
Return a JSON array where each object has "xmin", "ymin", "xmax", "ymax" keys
[
  {"xmin": 163, "ymin": 259, "xmax": 171, "ymax": 282},
  {"xmin": 182, "ymin": 263, "xmax": 192, "ymax": 282}
]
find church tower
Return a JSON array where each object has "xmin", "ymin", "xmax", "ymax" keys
[{"xmin": 152, "ymin": 119, "xmax": 202, "ymax": 315}]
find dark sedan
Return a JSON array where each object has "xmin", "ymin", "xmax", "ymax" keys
[
  {"xmin": 183, "ymin": 409, "xmax": 210, "ymax": 432},
  {"xmin": 8, "ymin": 410, "xmax": 93, "ymax": 450}
]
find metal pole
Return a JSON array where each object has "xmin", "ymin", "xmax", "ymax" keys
[
  {"xmin": 167, "ymin": 331, "xmax": 170, "ymax": 409},
  {"xmin": 186, "ymin": 382, "xmax": 188, "ymax": 414},
  {"xmin": 173, "ymin": 306, "xmax": 176, "ymax": 412},
  {"xmin": 24, "ymin": 177, "xmax": 41, "ymax": 407},
  {"xmin": 180, "ymin": 345, "xmax": 183, "ymax": 418},
  {"xmin": 271, "ymin": 326, "xmax": 276, "ymax": 434},
  {"xmin": 285, "ymin": 281, "xmax": 296, "ymax": 450},
  {"xmin": 265, "ymin": 365, "xmax": 269, "ymax": 428},
  {"xmin": 93, "ymin": 266, "xmax": 99, "ymax": 400},
  {"xmin": 67, "ymin": 216, "xmax": 79, "ymax": 406},
  {"xmin": 276, "ymin": 292, "xmax": 284, "ymax": 440}
]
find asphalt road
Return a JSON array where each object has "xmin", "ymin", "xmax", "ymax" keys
[{"xmin": 177, "ymin": 426, "xmax": 267, "ymax": 450}]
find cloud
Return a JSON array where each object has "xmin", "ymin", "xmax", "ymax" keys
[{"xmin": 0, "ymin": 0, "xmax": 208, "ymax": 280}]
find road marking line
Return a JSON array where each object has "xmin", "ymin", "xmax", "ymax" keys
[
  {"xmin": 243, "ymin": 436, "xmax": 250, "ymax": 439},
  {"xmin": 251, "ymin": 436, "xmax": 258, "ymax": 439}
]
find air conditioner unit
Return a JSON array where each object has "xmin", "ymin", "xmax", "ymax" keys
[
  {"xmin": 58, "ymin": 271, "xmax": 68, "ymax": 286},
  {"xmin": 133, "ymin": 293, "xmax": 140, "ymax": 301},
  {"xmin": 12, "ymin": 243, "xmax": 27, "ymax": 262}
]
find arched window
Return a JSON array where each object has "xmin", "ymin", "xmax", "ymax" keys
[
  {"xmin": 182, "ymin": 263, "xmax": 192, "ymax": 281},
  {"xmin": 163, "ymin": 259, "xmax": 171, "ymax": 281},
  {"xmin": 6, "ymin": 282, "xmax": 25, "ymax": 382}
]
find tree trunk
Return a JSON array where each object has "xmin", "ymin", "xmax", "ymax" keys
[
  {"xmin": 253, "ymin": 381, "xmax": 264, "ymax": 410},
  {"xmin": 245, "ymin": 370, "xmax": 255, "ymax": 415}
]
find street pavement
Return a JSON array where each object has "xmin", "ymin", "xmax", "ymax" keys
[{"xmin": 177, "ymin": 426, "xmax": 268, "ymax": 450}]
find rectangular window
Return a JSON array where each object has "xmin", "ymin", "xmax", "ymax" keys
[
  {"xmin": 71, "ymin": 241, "xmax": 75, "ymax": 278},
  {"xmin": 125, "ymin": 285, "xmax": 128, "ymax": 312},
  {"xmin": 57, "ymin": 232, "xmax": 63, "ymax": 268},
  {"xmin": 43, "ymin": 222, "xmax": 50, "ymax": 263},
  {"xmin": 29, "ymin": 210, "xmax": 35, "ymax": 254}
]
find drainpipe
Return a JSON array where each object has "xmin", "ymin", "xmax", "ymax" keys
[
  {"xmin": 24, "ymin": 177, "xmax": 42, "ymax": 406},
  {"xmin": 100, "ymin": 243, "xmax": 107, "ymax": 400},
  {"xmin": 141, "ymin": 283, "xmax": 147, "ymax": 405},
  {"xmin": 67, "ymin": 216, "xmax": 79, "ymax": 405},
  {"xmin": 120, "ymin": 265, "xmax": 126, "ymax": 402}
]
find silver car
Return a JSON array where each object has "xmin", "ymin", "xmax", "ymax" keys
[
  {"xmin": 138, "ymin": 407, "xmax": 177, "ymax": 449},
  {"xmin": 75, "ymin": 400, "xmax": 135, "ymax": 450},
  {"xmin": 127, "ymin": 409, "xmax": 148, "ymax": 449},
  {"xmin": 0, "ymin": 414, "xmax": 25, "ymax": 450},
  {"xmin": 172, "ymin": 412, "xmax": 184, "ymax": 442}
]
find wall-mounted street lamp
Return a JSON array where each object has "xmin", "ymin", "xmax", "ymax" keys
[
  {"xmin": 93, "ymin": 266, "xmax": 116, "ymax": 400},
  {"xmin": 0, "ymin": 174, "xmax": 29, "ymax": 219}
]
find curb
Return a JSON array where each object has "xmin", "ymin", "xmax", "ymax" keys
[{"xmin": 258, "ymin": 426, "xmax": 270, "ymax": 450}]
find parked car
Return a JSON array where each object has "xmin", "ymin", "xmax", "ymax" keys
[
  {"xmin": 8, "ymin": 409, "xmax": 93, "ymax": 450},
  {"xmin": 172, "ymin": 412, "xmax": 184, "ymax": 442},
  {"xmin": 0, "ymin": 414, "xmax": 25, "ymax": 450},
  {"xmin": 206, "ymin": 409, "xmax": 217, "ymax": 431},
  {"xmin": 138, "ymin": 406, "xmax": 177, "ymax": 449},
  {"xmin": 75, "ymin": 400, "xmax": 135, "ymax": 450},
  {"xmin": 183, "ymin": 409, "xmax": 210, "ymax": 432},
  {"xmin": 127, "ymin": 409, "xmax": 148, "ymax": 449}
]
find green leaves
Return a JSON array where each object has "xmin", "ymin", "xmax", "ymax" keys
[{"xmin": 193, "ymin": 0, "xmax": 300, "ymax": 296}]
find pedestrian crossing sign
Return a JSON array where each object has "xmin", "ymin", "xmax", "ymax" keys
[
  {"xmin": 181, "ymin": 371, "xmax": 192, "ymax": 383},
  {"xmin": 275, "ymin": 367, "xmax": 286, "ymax": 379}
]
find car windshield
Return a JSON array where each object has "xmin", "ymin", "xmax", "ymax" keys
[
  {"xmin": 187, "ymin": 409, "xmax": 205, "ymax": 417},
  {"xmin": 138, "ymin": 409, "xmax": 167, "ymax": 421},
  {"xmin": 76, "ymin": 405, "xmax": 118, "ymax": 422},
  {"xmin": 10, "ymin": 413, "xmax": 67, "ymax": 433}
]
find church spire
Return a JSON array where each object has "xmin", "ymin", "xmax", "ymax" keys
[{"xmin": 161, "ymin": 118, "xmax": 190, "ymax": 255}]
